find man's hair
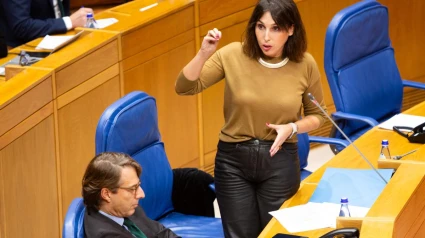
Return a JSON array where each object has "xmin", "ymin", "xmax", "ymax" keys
[
  {"xmin": 82, "ymin": 152, "xmax": 142, "ymax": 210},
  {"xmin": 242, "ymin": 0, "xmax": 307, "ymax": 62}
]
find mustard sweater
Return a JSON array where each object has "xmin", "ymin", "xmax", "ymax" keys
[{"xmin": 176, "ymin": 42, "xmax": 327, "ymax": 143}]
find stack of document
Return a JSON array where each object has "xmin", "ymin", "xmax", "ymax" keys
[
  {"xmin": 269, "ymin": 202, "xmax": 369, "ymax": 233},
  {"xmin": 379, "ymin": 113, "xmax": 425, "ymax": 130}
]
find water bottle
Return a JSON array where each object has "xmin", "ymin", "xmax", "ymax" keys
[
  {"xmin": 85, "ymin": 13, "xmax": 98, "ymax": 29},
  {"xmin": 339, "ymin": 197, "xmax": 351, "ymax": 217},
  {"xmin": 379, "ymin": 139, "xmax": 391, "ymax": 159}
]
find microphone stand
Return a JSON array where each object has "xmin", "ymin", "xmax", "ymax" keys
[{"xmin": 307, "ymin": 93, "xmax": 388, "ymax": 184}]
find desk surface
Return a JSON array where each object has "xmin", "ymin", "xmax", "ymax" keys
[{"xmin": 259, "ymin": 101, "xmax": 425, "ymax": 237}]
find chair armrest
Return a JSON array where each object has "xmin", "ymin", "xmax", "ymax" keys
[
  {"xmin": 402, "ymin": 79, "xmax": 425, "ymax": 90},
  {"xmin": 209, "ymin": 183, "xmax": 216, "ymax": 193},
  {"xmin": 308, "ymin": 135, "xmax": 349, "ymax": 148},
  {"xmin": 332, "ymin": 111, "xmax": 379, "ymax": 127}
]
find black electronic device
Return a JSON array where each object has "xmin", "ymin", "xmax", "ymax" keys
[
  {"xmin": 393, "ymin": 122, "xmax": 425, "ymax": 144},
  {"xmin": 272, "ymin": 234, "xmax": 308, "ymax": 238},
  {"xmin": 319, "ymin": 227, "xmax": 360, "ymax": 238}
]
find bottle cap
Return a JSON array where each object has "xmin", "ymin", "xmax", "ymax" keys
[
  {"xmin": 341, "ymin": 197, "xmax": 348, "ymax": 203},
  {"xmin": 381, "ymin": 140, "xmax": 389, "ymax": 146},
  {"xmin": 87, "ymin": 13, "xmax": 93, "ymax": 18}
]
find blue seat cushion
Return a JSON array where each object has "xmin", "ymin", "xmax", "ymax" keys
[{"xmin": 159, "ymin": 212, "xmax": 224, "ymax": 238}]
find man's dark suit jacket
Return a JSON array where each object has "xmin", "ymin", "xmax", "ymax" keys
[
  {"xmin": 0, "ymin": 0, "xmax": 71, "ymax": 47},
  {"xmin": 84, "ymin": 207, "xmax": 180, "ymax": 238}
]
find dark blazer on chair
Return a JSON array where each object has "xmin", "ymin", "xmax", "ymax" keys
[
  {"xmin": 84, "ymin": 207, "xmax": 180, "ymax": 238},
  {"xmin": 0, "ymin": 0, "xmax": 70, "ymax": 47}
]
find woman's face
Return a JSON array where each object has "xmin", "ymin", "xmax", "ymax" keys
[{"xmin": 255, "ymin": 11, "xmax": 293, "ymax": 58}]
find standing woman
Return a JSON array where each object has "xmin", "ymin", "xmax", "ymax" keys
[{"xmin": 175, "ymin": 0, "xmax": 327, "ymax": 237}]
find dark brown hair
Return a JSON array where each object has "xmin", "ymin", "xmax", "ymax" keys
[
  {"xmin": 82, "ymin": 152, "xmax": 142, "ymax": 210},
  {"xmin": 243, "ymin": 0, "xmax": 307, "ymax": 62}
]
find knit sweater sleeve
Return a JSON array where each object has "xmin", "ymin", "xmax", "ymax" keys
[
  {"xmin": 302, "ymin": 53, "xmax": 328, "ymax": 126},
  {"xmin": 175, "ymin": 49, "xmax": 225, "ymax": 95}
]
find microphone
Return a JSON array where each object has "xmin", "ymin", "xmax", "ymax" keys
[{"xmin": 307, "ymin": 93, "xmax": 388, "ymax": 184}]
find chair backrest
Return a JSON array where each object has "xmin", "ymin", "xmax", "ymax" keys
[
  {"xmin": 324, "ymin": 0, "xmax": 403, "ymax": 136},
  {"xmin": 63, "ymin": 198, "xmax": 85, "ymax": 238},
  {"xmin": 297, "ymin": 133, "xmax": 310, "ymax": 169},
  {"xmin": 95, "ymin": 91, "xmax": 174, "ymax": 220}
]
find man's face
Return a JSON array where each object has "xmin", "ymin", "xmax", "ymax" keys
[{"xmin": 107, "ymin": 166, "xmax": 145, "ymax": 217}]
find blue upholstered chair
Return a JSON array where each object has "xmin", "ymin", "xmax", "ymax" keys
[
  {"xmin": 95, "ymin": 91, "xmax": 223, "ymax": 238},
  {"xmin": 63, "ymin": 198, "xmax": 85, "ymax": 238},
  {"xmin": 324, "ymin": 0, "xmax": 425, "ymax": 154}
]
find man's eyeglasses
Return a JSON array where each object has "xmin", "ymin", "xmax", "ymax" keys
[{"xmin": 117, "ymin": 181, "xmax": 141, "ymax": 196}]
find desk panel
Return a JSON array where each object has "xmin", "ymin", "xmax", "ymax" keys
[
  {"xmin": 55, "ymin": 39, "xmax": 119, "ymax": 95},
  {"xmin": 0, "ymin": 76, "xmax": 52, "ymax": 136},
  {"xmin": 0, "ymin": 115, "xmax": 58, "ymax": 238}
]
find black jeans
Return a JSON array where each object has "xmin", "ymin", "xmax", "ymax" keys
[{"xmin": 214, "ymin": 139, "xmax": 300, "ymax": 238}]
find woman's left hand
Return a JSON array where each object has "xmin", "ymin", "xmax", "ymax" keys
[{"xmin": 266, "ymin": 123, "xmax": 293, "ymax": 157}]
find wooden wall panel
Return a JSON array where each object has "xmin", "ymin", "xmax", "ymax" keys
[
  {"xmin": 58, "ymin": 77, "xmax": 120, "ymax": 215},
  {"xmin": 122, "ymin": 30, "xmax": 195, "ymax": 72},
  {"xmin": 198, "ymin": 0, "xmax": 257, "ymax": 25},
  {"xmin": 121, "ymin": 6, "xmax": 194, "ymax": 59},
  {"xmin": 0, "ymin": 116, "xmax": 59, "ymax": 238},
  {"xmin": 381, "ymin": 0, "xmax": 425, "ymax": 83},
  {"xmin": 123, "ymin": 42, "xmax": 199, "ymax": 168}
]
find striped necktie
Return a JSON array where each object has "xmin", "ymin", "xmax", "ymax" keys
[
  {"xmin": 123, "ymin": 217, "xmax": 147, "ymax": 238},
  {"xmin": 57, "ymin": 0, "xmax": 65, "ymax": 17}
]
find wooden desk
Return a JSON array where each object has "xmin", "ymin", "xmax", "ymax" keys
[
  {"xmin": 0, "ymin": 30, "xmax": 121, "ymax": 238},
  {"xmin": 259, "ymin": 102, "xmax": 425, "ymax": 238}
]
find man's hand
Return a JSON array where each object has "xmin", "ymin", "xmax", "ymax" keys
[{"xmin": 70, "ymin": 7, "xmax": 94, "ymax": 28}]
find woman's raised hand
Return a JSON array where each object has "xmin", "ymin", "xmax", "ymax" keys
[{"xmin": 199, "ymin": 28, "xmax": 222, "ymax": 58}]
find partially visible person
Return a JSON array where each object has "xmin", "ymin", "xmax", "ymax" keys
[
  {"xmin": 0, "ymin": 29, "xmax": 7, "ymax": 58},
  {"xmin": 82, "ymin": 152, "xmax": 180, "ymax": 238},
  {"xmin": 175, "ymin": 0, "xmax": 327, "ymax": 237},
  {"xmin": 0, "ymin": 0, "xmax": 93, "ymax": 47}
]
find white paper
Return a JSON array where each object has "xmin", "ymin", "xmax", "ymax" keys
[
  {"xmin": 269, "ymin": 202, "xmax": 340, "ymax": 233},
  {"xmin": 346, "ymin": 204, "xmax": 370, "ymax": 217},
  {"xmin": 95, "ymin": 18, "xmax": 118, "ymax": 29},
  {"xmin": 269, "ymin": 202, "xmax": 369, "ymax": 233},
  {"xmin": 379, "ymin": 113, "xmax": 425, "ymax": 130},
  {"xmin": 0, "ymin": 67, "xmax": 5, "ymax": 76},
  {"xmin": 36, "ymin": 35, "xmax": 75, "ymax": 50}
]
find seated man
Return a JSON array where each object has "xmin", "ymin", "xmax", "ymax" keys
[
  {"xmin": 82, "ymin": 152, "xmax": 180, "ymax": 238},
  {"xmin": 0, "ymin": 0, "xmax": 93, "ymax": 47}
]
